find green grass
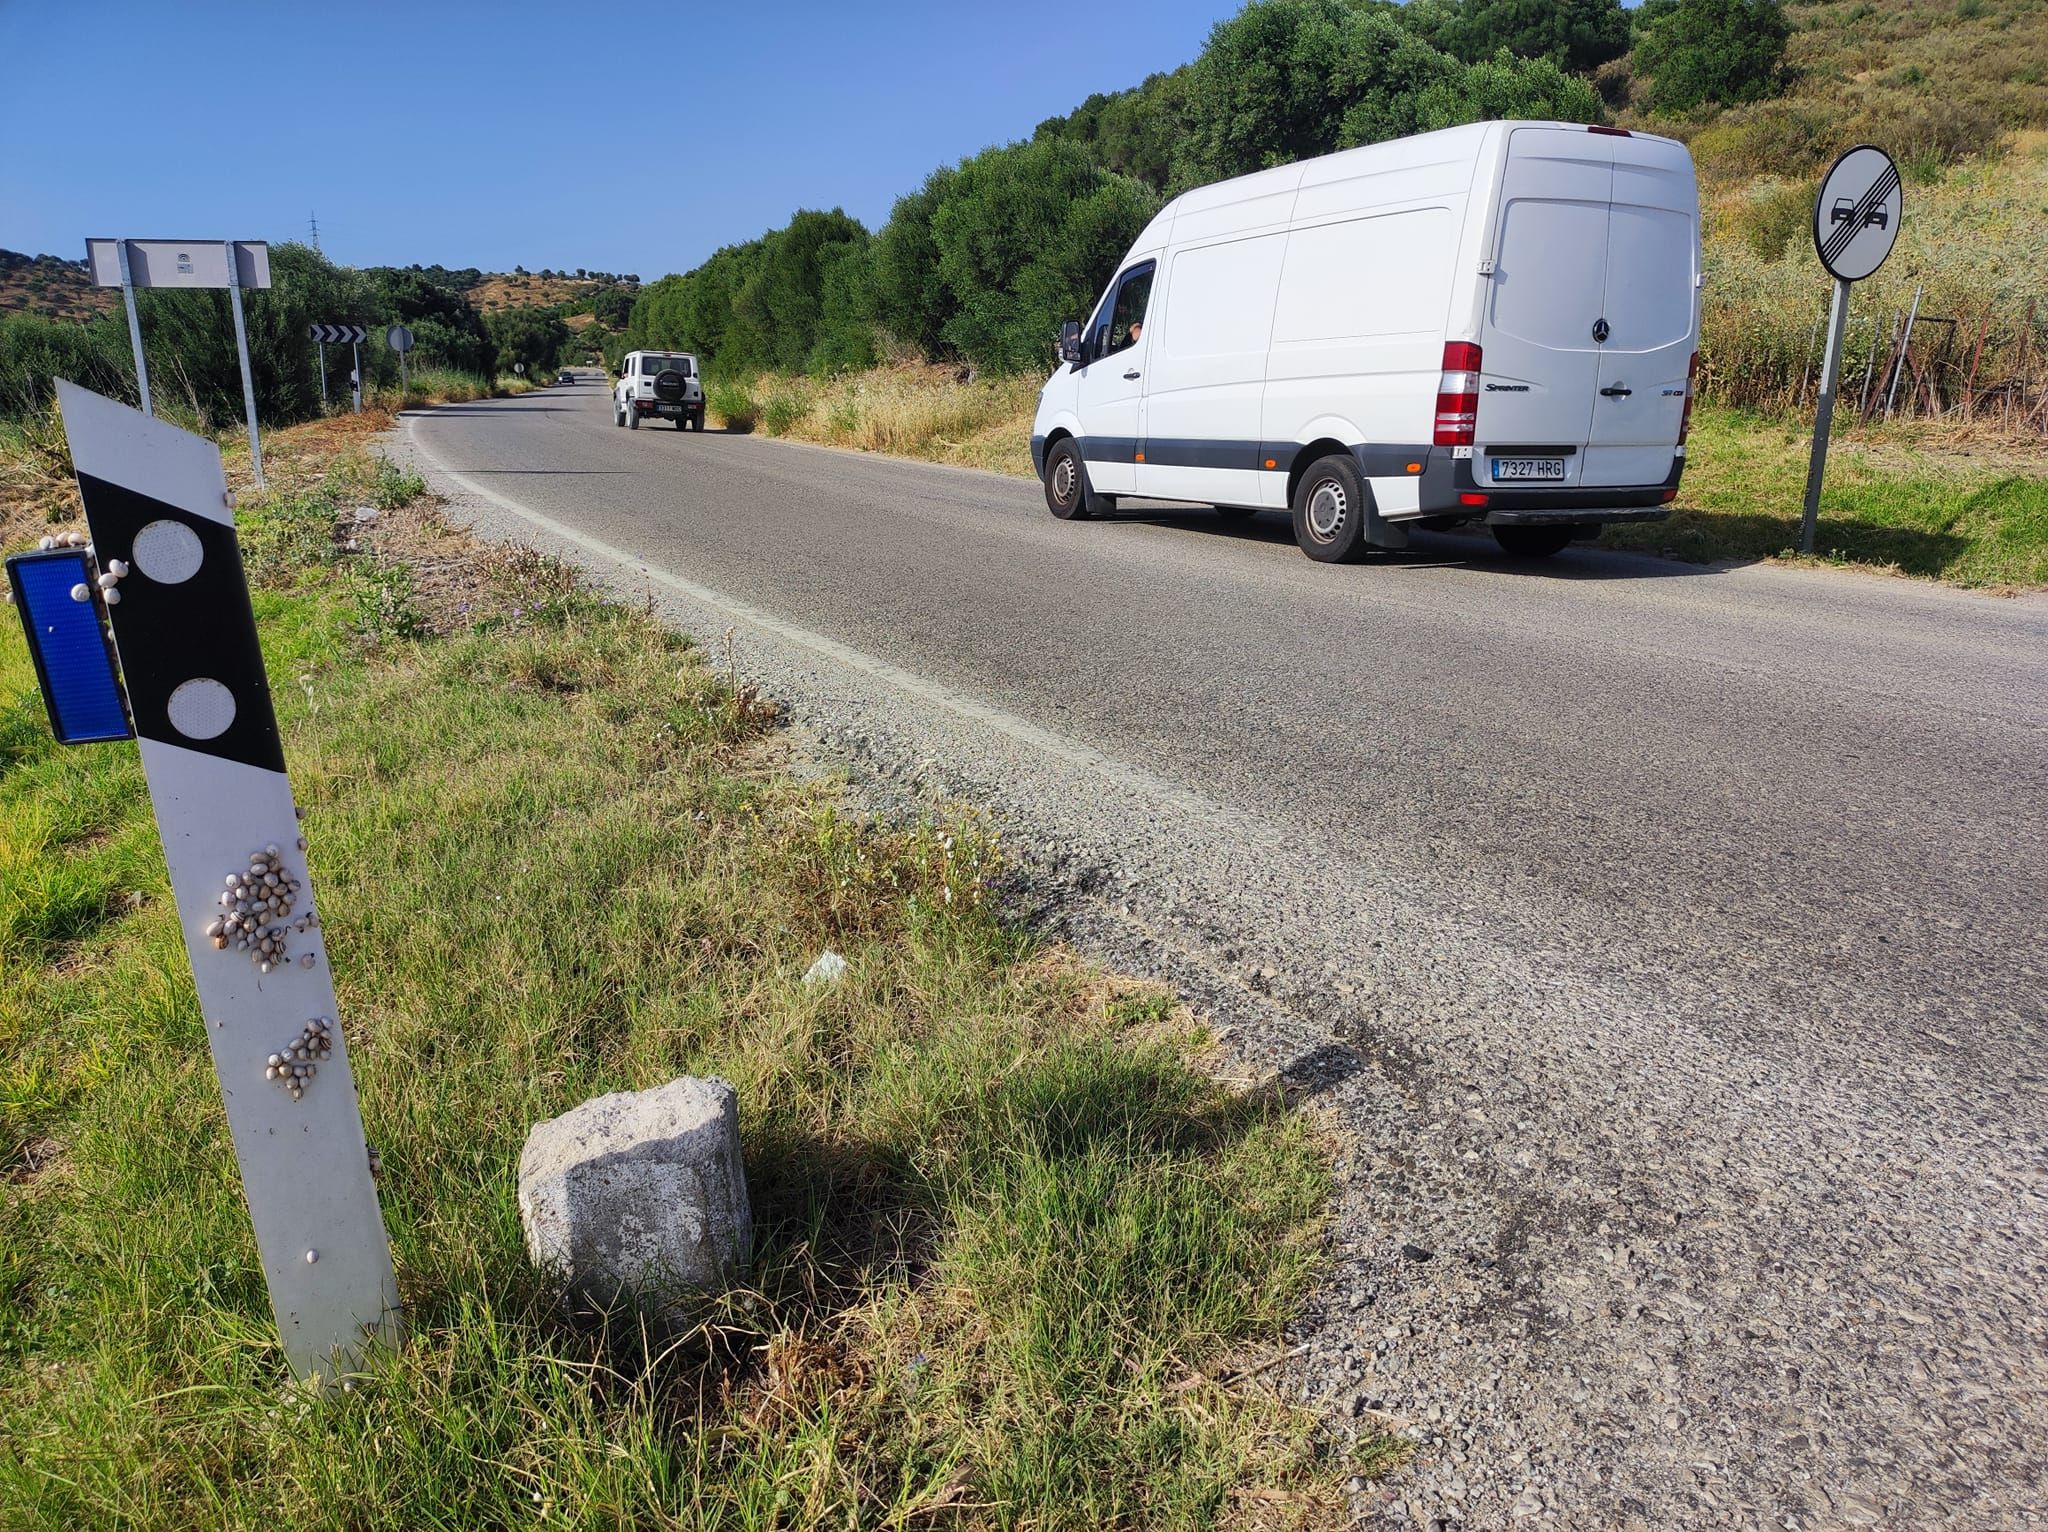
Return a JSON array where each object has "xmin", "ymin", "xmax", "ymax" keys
[
  {"xmin": 1604, "ymin": 403, "xmax": 2048, "ymax": 585},
  {"xmin": 0, "ymin": 434, "xmax": 1357, "ymax": 1527}
]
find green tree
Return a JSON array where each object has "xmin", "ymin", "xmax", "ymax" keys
[
  {"xmin": 1177, "ymin": 2, "xmax": 1467, "ymax": 180},
  {"xmin": 731, "ymin": 209, "xmax": 870, "ymax": 373},
  {"xmin": 871, "ymin": 168, "xmax": 959, "ymax": 356},
  {"xmin": 1032, "ymin": 69, "xmax": 1193, "ymax": 191},
  {"xmin": 1632, "ymin": 0, "xmax": 1789, "ymax": 111},
  {"xmin": 485, "ymin": 308, "xmax": 570, "ymax": 376},
  {"xmin": 811, "ymin": 241, "xmax": 878, "ymax": 373},
  {"xmin": 928, "ymin": 137, "xmax": 1158, "ymax": 371},
  {"xmin": 1424, "ymin": 0, "xmax": 1632, "ymax": 73},
  {"xmin": 1405, "ymin": 47, "xmax": 1605, "ymax": 138}
]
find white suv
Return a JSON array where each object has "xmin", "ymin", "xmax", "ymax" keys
[{"xmin": 613, "ymin": 350, "xmax": 704, "ymax": 431}]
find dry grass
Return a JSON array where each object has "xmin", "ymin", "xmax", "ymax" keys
[{"xmin": 710, "ymin": 364, "xmax": 1044, "ymax": 476}]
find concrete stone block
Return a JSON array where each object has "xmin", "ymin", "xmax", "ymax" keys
[{"xmin": 517, "ymin": 1076, "xmax": 750, "ymax": 1313}]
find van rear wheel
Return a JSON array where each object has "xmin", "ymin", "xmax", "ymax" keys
[
  {"xmin": 1290, "ymin": 453, "xmax": 1372, "ymax": 563},
  {"xmin": 1491, "ymin": 524, "xmax": 1574, "ymax": 558},
  {"xmin": 1044, "ymin": 438, "xmax": 1112, "ymax": 521}
]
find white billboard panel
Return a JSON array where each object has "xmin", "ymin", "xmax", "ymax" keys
[{"xmin": 86, "ymin": 238, "xmax": 271, "ymax": 290}]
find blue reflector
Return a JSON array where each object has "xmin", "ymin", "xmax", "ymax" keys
[{"xmin": 8, "ymin": 551, "xmax": 132, "ymax": 744}]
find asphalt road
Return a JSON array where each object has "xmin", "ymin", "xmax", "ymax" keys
[{"xmin": 405, "ymin": 375, "xmax": 2048, "ymax": 1528}]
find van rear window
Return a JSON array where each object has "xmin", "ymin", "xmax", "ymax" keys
[
  {"xmin": 1600, "ymin": 204, "xmax": 1694, "ymax": 350},
  {"xmin": 1491, "ymin": 199, "xmax": 1608, "ymax": 351}
]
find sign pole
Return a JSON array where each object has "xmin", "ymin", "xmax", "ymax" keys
[
  {"xmin": 116, "ymin": 239, "xmax": 153, "ymax": 417},
  {"xmin": 351, "ymin": 341, "xmax": 362, "ymax": 414},
  {"xmin": 1800, "ymin": 277, "xmax": 1852, "ymax": 555},
  {"xmin": 317, "ymin": 338, "xmax": 328, "ymax": 408},
  {"xmin": 224, "ymin": 242, "xmax": 264, "ymax": 488}
]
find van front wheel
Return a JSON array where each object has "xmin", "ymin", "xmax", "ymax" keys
[
  {"xmin": 1044, "ymin": 438, "xmax": 1111, "ymax": 521},
  {"xmin": 1491, "ymin": 524, "xmax": 1574, "ymax": 558},
  {"xmin": 1291, "ymin": 453, "xmax": 1372, "ymax": 563}
]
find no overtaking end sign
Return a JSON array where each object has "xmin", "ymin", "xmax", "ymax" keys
[
  {"xmin": 1800, "ymin": 144, "xmax": 1903, "ymax": 554},
  {"xmin": 1813, "ymin": 145, "xmax": 1902, "ymax": 283}
]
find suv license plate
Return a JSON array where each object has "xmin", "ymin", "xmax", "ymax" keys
[
  {"xmin": 1493, "ymin": 458, "xmax": 1565, "ymax": 482},
  {"xmin": 657, "ymin": 403, "xmax": 683, "ymax": 415}
]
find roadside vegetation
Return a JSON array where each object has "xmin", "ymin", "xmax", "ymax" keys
[{"xmin": 0, "ymin": 413, "xmax": 1373, "ymax": 1525}]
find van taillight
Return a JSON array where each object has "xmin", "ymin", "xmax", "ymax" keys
[
  {"xmin": 1677, "ymin": 352, "xmax": 1698, "ymax": 446},
  {"xmin": 1434, "ymin": 341, "xmax": 1481, "ymax": 448},
  {"xmin": 1587, "ymin": 125, "xmax": 1633, "ymax": 138}
]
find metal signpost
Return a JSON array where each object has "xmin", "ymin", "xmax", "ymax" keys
[
  {"xmin": 5, "ymin": 381, "xmax": 402, "ymax": 1385},
  {"xmin": 310, "ymin": 325, "xmax": 368, "ymax": 414},
  {"xmin": 86, "ymin": 239, "xmax": 272, "ymax": 487},
  {"xmin": 1800, "ymin": 146, "xmax": 1902, "ymax": 554},
  {"xmin": 387, "ymin": 323, "xmax": 415, "ymax": 397}
]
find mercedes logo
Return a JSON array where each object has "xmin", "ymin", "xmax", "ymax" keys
[{"xmin": 1592, "ymin": 317, "xmax": 1611, "ymax": 344}]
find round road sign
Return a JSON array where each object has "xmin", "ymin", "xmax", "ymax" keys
[
  {"xmin": 385, "ymin": 323, "xmax": 415, "ymax": 354},
  {"xmin": 513, "ymin": 362, "xmax": 525, "ymax": 374},
  {"xmin": 1812, "ymin": 145, "xmax": 1901, "ymax": 283}
]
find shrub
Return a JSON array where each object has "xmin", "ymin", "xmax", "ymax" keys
[
  {"xmin": 1734, "ymin": 181, "xmax": 1813, "ymax": 260},
  {"xmin": 760, "ymin": 384, "xmax": 811, "ymax": 436},
  {"xmin": 1422, "ymin": 0, "xmax": 1633, "ymax": 73},
  {"xmin": 1633, "ymin": 0, "xmax": 1790, "ymax": 112},
  {"xmin": 705, "ymin": 378, "xmax": 758, "ymax": 432}
]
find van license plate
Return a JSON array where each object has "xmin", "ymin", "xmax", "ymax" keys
[{"xmin": 1493, "ymin": 458, "xmax": 1565, "ymax": 482}]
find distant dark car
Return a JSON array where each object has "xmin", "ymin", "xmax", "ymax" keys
[
  {"xmin": 556, "ymin": 371, "xmax": 575, "ymax": 385},
  {"xmin": 1831, "ymin": 196, "xmax": 1887, "ymax": 230}
]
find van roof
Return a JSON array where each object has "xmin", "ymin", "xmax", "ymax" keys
[{"xmin": 1148, "ymin": 119, "xmax": 1688, "ymax": 235}]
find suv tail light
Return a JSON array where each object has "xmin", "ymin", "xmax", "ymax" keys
[
  {"xmin": 1434, "ymin": 341, "xmax": 1482, "ymax": 447},
  {"xmin": 1677, "ymin": 352, "xmax": 1698, "ymax": 447}
]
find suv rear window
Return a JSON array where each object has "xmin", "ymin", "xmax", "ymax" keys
[{"xmin": 640, "ymin": 355, "xmax": 692, "ymax": 375}]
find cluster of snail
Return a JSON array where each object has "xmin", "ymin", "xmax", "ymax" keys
[
  {"xmin": 266, "ymin": 1017, "xmax": 335, "ymax": 1102},
  {"xmin": 204, "ymin": 844, "xmax": 316, "ymax": 974},
  {"xmin": 71, "ymin": 556, "xmax": 128, "ymax": 605},
  {"xmin": 3, "ymin": 531, "xmax": 110, "ymax": 608}
]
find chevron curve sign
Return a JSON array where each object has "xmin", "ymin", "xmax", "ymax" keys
[{"xmin": 310, "ymin": 323, "xmax": 367, "ymax": 344}]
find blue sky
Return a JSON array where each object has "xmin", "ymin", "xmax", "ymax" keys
[{"xmin": 1, "ymin": 0, "xmax": 1241, "ymax": 280}]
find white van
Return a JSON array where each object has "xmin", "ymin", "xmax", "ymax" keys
[{"xmin": 1031, "ymin": 120, "xmax": 1700, "ymax": 561}]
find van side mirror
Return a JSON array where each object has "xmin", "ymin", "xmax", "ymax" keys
[{"xmin": 1058, "ymin": 321, "xmax": 1082, "ymax": 366}]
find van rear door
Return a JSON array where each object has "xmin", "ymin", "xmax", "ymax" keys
[
  {"xmin": 1586, "ymin": 138, "xmax": 1698, "ymax": 487},
  {"xmin": 1476, "ymin": 128, "xmax": 1613, "ymax": 487}
]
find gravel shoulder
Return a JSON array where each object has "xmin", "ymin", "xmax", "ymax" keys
[{"xmin": 391, "ymin": 394, "xmax": 2048, "ymax": 1530}]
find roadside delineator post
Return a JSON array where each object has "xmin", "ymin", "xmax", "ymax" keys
[
  {"xmin": 7, "ymin": 381, "xmax": 402, "ymax": 1385},
  {"xmin": 1800, "ymin": 146, "xmax": 1903, "ymax": 555}
]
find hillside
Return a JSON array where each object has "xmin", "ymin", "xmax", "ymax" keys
[
  {"xmin": 0, "ymin": 250, "xmax": 113, "ymax": 322},
  {"xmin": 465, "ymin": 272, "xmax": 629, "ymax": 315}
]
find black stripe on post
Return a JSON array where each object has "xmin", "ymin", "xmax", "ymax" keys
[{"xmin": 74, "ymin": 472, "xmax": 286, "ymax": 774}]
